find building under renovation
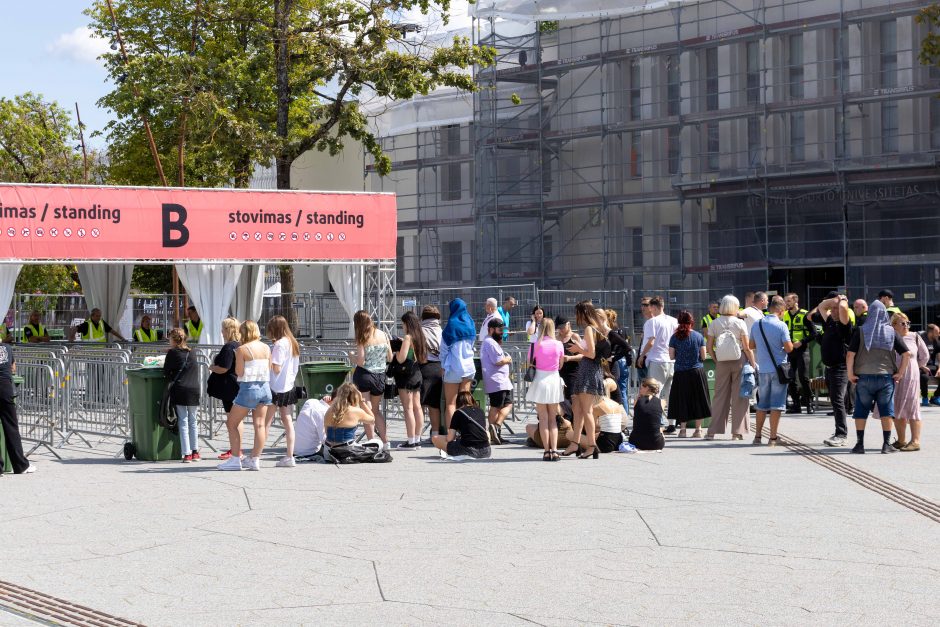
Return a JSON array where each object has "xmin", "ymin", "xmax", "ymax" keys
[{"xmin": 366, "ymin": 0, "xmax": 940, "ymax": 325}]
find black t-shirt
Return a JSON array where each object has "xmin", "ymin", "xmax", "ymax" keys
[
  {"xmin": 0, "ymin": 344, "xmax": 14, "ymax": 400},
  {"xmin": 920, "ymin": 332, "xmax": 940, "ymax": 367},
  {"xmin": 811, "ymin": 311, "xmax": 853, "ymax": 367},
  {"xmin": 631, "ymin": 396, "xmax": 663, "ymax": 438},
  {"xmin": 847, "ymin": 329, "xmax": 909, "ymax": 355},
  {"xmin": 164, "ymin": 348, "xmax": 201, "ymax": 405},
  {"xmin": 451, "ymin": 406, "xmax": 489, "ymax": 448}
]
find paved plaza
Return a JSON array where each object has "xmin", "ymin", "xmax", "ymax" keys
[{"xmin": 2, "ymin": 407, "xmax": 939, "ymax": 626}]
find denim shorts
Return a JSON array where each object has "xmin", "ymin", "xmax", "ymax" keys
[
  {"xmin": 852, "ymin": 374, "xmax": 895, "ymax": 419},
  {"xmin": 443, "ymin": 366, "xmax": 475, "ymax": 384},
  {"xmin": 755, "ymin": 372, "xmax": 788, "ymax": 411},
  {"xmin": 233, "ymin": 381, "xmax": 272, "ymax": 409}
]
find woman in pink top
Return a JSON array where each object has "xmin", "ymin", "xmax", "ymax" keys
[{"xmin": 525, "ymin": 318, "xmax": 565, "ymax": 461}]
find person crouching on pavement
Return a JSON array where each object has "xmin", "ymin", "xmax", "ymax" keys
[{"xmin": 432, "ymin": 391, "xmax": 491, "ymax": 460}]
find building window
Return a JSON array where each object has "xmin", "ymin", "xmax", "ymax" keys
[
  {"xmin": 788, "ymin": 34, "xmax": 804, "ymax": 100},
  {"xmin": 542, "ymin": 234, "xmax": 553, "ymax": 268},
  {"xmin": 442, "ymin": 240, "xmax": 463, "ymax": 282},
  {"xmin": 630, "ymin": 132, "xmax": 642, "ymax": 178},
  {"xmin": 396, "ymin": 236, "xmax": 404, "ymax": 280},
  {"xmin": 626, "ymin": 227, "xmax": 643, "ymax": 268},
  {"xmin": 440, "ymin": 124, "xmax": 462, "ymax": 201},
  {"xmin": 667, "ymin": 126, "xmax": 680, "ymax": 175},
  {"xmin": 881, "ymin": 101, "xmax": 898, "ymax": 153},
  {"xmin": 666, "ymin": 55, "xmax": 680, "ymax": 116},
  {"xmin": 705, "ymin": 47, "xmax": 719, "ymax": 111},
  {"xmin": 747, "ymin": 116, "xmax": 761, "ymax": 166},
  {"xmin": 666, "ymin": 225, "xmax": 681, "ymax": 268},
  {"xmin": 931, "ymin": 97, "xmax": 940, "ymax": 149},
  {"xmin": 630, "ymin": 61, "xmax": 641, "ymax": 121},
  {"xmin": 790, "ymin": 112, "xmax": 805, "ymax": 162},
  {"xmin": 881, "ymin": 20, "xmax": 897, "ymax": 89},
  {"xmin": 834, "ymin": 108, "xmax": 846, "ymax": 158},
  {"xmin": 746, "ymin": 41, "xmax": 760, "ymax": 105},
  {"xmin": 833, "ymin": 28, "xmax": 848, "ymax": 94},
  {"xmin": 706, "ymin": 122, "xmax": 719, "ymax": 171}
]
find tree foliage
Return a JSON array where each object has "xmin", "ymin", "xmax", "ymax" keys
[
  {"xmin": 131, "ymin": 265, "xmax": 174, "ymax": 294},
  {"xmin": 0, "ymin": 93, "xmax": 92, "ymax": 184},
  {"xmin": 918, "ymin": 6, "xmax": 940, "ymax": 69}
]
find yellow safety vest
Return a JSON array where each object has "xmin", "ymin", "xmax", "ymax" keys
[
  {"xmin": 23, "ymin": 323, "xmax": 46, "ymax": 342},
  {"xmin": 0, "ymin": 323, "xmax": 7, "ymax": 341},
  {"xmin": 886, "ymin": 305, "xmax": 902, "ymax": 316},
  {"xmin": 83, "ymin": 319, "xmax": 107, "ymax": 342},
  {"xmin": 184, "ymin": 319, "xmax": 203, "ymax": 343},
  {"xmin": 134, "ymin": 328, "xmax": 158, "ymax": 343},
  {"xmin": 783, "ymin": 309, "xmax": 809, "ymax": 343},
  {"xmin": 701, "ymin": 313, "xmax": 716, "ymax": 329}
]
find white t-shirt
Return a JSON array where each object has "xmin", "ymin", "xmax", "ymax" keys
[
  {"xmin": 478, "ymin": 312, "xmax": 498, "ymax": 342},
  {"xmin": 643, "ymin": 313, "xmax": 678, "ymax": 363},
  {"xmin": 270, "ymin": 337, "xmax": 300, "ymax": 394},
  {"xmin": 295, "ymin": 399, "xmax": 328, "ymax": 456},
  {"xmin": 743, "ymin": 306, "xmax": 764, "ymax": 333}
]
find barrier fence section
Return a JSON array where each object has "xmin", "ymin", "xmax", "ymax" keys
[{"xmin": 15, "ymin": 361, "xmax": 59, "ymax": 457}]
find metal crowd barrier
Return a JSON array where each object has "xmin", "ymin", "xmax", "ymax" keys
[
  {"xmin": 15, "ymin": 362, "xmax": 60, "ymax": 457},
  {"xmin": 63, "ymin": 354, "xmax": 131, "ymax": 446}
]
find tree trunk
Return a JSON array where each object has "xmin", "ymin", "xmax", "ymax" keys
[{"xmin": 274, "ymin": 0, "xmax": 298, "ymax": 333}]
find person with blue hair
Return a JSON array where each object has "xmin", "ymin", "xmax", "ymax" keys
[{"xmin": 440, "ymin": 299, "xmax": 477, "ymax": 429}]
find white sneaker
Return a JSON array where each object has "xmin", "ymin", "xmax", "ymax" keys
[
  {"xmin": 217, "ymin": 456, "xmax": 243, "ymax": 471},
  {"xmin": 275, "ymin": 456, "xmax": 296, "ymax": 468},
  {"xmin": 242, "ymin": 456, "xmax": 261, "ymax": 471},
  {"xmin": 23, "ymin": 464, "xmax": 37, "ymax": 474},
  {"xmin": 824, "ymin": 434, "xmax": 846, "ymax": 447}
]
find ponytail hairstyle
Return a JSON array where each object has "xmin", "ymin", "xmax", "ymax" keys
[
  {"xmin": 675, "ymin": 310, "xmax": 694, "ymax": 340},
  {"xmin": 167, "ymin": 327, "xmax": 190, "ymax": 351}
]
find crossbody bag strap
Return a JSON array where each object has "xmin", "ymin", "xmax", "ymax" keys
[
  {"xmin": 757, "ymin": 319, "xmax": 775, "ymax": 360},
  {"xmin": 528, "ymin": 340, "xmax": 535, "ymax": 367}
]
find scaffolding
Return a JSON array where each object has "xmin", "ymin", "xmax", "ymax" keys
[{"xmin": 366, "ymin": 0, "xmax": 940, "ymax": 326}]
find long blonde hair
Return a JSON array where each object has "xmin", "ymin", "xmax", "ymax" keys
[
  {"xmin": 537, "ymin": 317, "xmax": 556, "ymax": 343},
  {"xmin": 329, "ymin": 382, "xmax": 362, "ymax": 424},
  {"xmin": 267, "ymin": 315, "xmax": 300, "ymax": 356},
  {"xmin": 240, "ymin": 320, "xmax": 261, "ymax": 344},
  {"xmin": 222, "ymin": 317, "xmax": 241, "ymax": 343}
]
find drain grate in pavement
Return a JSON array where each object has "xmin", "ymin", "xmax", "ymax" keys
[
  {"xmin": 755, "ymin": 426, "xmax": 940, "ymax": 524},
  {"xmin": 0, "ymin": 580, "xmax": 144, "ymax": 627}
]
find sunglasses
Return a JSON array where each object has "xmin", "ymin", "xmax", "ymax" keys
[
  {"xmin": 898, "ymin": 322, "xmax": 910, "ymax": 328},
  {"xmin": 641, "ymin": 303, "xmax": 650, "ymax": 307}
]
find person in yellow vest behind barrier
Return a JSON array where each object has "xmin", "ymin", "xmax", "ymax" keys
[
  {"xmin": 184, "ymin": 306, "xmax": 203, "ymax": 344},
  {"xmin": 133, "ymin": 315, "xmax": 163, "ymax": 343},
  {"xmin": 700, "ymin": 301, "xmax": 719, "ymax": 331},
  {"xmin": 22, "ymin": 311, "xmax": 50, "ymax": 343},
  {"xmin": 68, "ymin": 308, "xmax": 127, "ymax": 343},
  {"xmin": 782, "ymin": 293, "xmax": 817, "ymax": 414},
  {"xmin": 0, "ymin": 320, "xmax": 12, "ymax": 343}
]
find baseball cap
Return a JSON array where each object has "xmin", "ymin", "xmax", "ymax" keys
[
  {"xmin": 825, "ymin": 290, "xmax": 840, "ymax": 299},
  {"xmin": 877, "ymin": 289, "xmax": 894, "ymax": 299}
]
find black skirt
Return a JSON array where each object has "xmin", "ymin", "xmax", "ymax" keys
[
  {"xmin": 419, "ymin": 361, "xmax": 443, "ymax": 407},
  {"xmin": 667, "ymin": 367, "xmax": 712, "ymax": 423}
]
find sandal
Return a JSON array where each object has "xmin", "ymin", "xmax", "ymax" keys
[
  {"xmin": 901, "ymin": 442, "xmax": 920, "ymax": 452},
  {"xmin": 561, "ymin": 444, "xmax": 581, "ymax": 457},
  {"xmin": 768, "ymin": 436, "xmax": 779, "ymax": 447},
  {"xmin": 542, "ymin": 451, "xmax": 552, "ymax": 461},
  {"xmin": 692, "ymin": 429, "xmax": 703, "ymax": 438},
  {"xmin": 550, "ymin": 451, "xmax": 560, "ymax": 461}
]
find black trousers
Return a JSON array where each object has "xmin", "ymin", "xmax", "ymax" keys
[
  {"xmin": 825, "ymin": 365, "xmax": 849, "ymax": 438},
  {"xmin": 787, "ymin": 347, "xmax": 812, "ymax": 408},
  {"xmin": 0, "ymin": 397, "xmax": 30, "ymax": 474},
  {"xmin": 920, "ymin": 365, "xmax": 939, "ymax": 398}
]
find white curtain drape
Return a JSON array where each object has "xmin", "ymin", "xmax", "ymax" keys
[
  {"xmin": 0, "ymin": 264, "xmax": 22, "ymax": 325},
  {"xmin": 176, "ymin": 264, "xmax": 242, "ymax": 345},
  {"xmin": 230, "ymin": 264, "xmax": 265, "ymax": 323},
  {"xmin": 327, "ymin": 264, "xmax": 363, "ymax": 336},
  {"xmin": 76, "ymin": 264, "xmax": 135, "ymax": 330}
]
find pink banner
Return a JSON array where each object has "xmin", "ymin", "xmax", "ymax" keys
[{"xmin": 0, "ymin": 184, "xmax": 397, "ymax": 261}]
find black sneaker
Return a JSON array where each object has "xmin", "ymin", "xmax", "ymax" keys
[
  {"xmin": 881, "ymin": 443, "xmax": 899, "ymax": 454},
  {"xmin": 395, "ymin": 441, "xmax": 417, "ymax": 450},
  {"xmin": 851, "ymin": 442, "xmax": 865, "ymax": 454},
  {"xmin": 663, "ymin": 425, "xmax": 677, "ymax": 435}
]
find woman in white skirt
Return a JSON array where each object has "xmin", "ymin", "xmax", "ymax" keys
[{"xmin": 526, "ymin": 318, "xmax": 566, "ymax": 461}]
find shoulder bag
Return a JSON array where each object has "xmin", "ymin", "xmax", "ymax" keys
[
  {"xmin": 524, "ymin": 341, "xmax": 537, "ymax": 382},
  {"xmin": 160, "ymin": 350, "xmax": 191, "ymax": 433},
  {"xmin": 758, "ymin": 319, "xmax": 792, "ymax": 385}
]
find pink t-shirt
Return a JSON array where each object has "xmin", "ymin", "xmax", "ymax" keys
[{"xmin": 533, "ymin": 338, "xmax": 564, "ymax": 371}]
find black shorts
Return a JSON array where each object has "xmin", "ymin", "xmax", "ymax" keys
[
  {"xmin": 222, "ymin": 399, "xmax": 234, "ymax": 413},
  {"xmin": 596, "ymin": 431, "xmax": 623, "ymax": 453},
  {"xmin": 419, "ymin": 361, "xmax": 443, "ymax": 407},
  {"xmin": 271, "ymin": 388, "xmax": 298, "ymax": 408},
  {"xmin": 394, "ymin": 361, "xmax": 422, "ymax": 391},
  {"xmin": 488, "ymin": 389, "xmax": 513, "ymax": 409},
  {"xmin": 446, "ymin": 440, "xmax": 491, "ymax": 459},
  {"xmin": 353, "ymin": 366, "xmax": 386, "ymax": 397}
]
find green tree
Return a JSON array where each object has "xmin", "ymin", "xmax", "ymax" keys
[
  {"xmin": 918, "ymin": 6, "xmax": 940, "ymax": 68},
  {"xmin": 131, "ymin": 265, "xmax": 174, "ymax": 294},
  {"xmin": 15, "ymin": 264, "xmax": 78, "ymax": 315},
  {"xmin": 89, "ymin": 0, "xmax": 494, "ymax": 323},
  {"xmin": 0, "ymin": 93, "xmax": 86, "ymax": 184}
]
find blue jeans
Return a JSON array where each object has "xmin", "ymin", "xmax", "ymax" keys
[
  {"xmin": 176, "ymin": 405, "xmax": 199, "ymax": 454},
  {"xmin": 852, "ymin": 374, "xmax": 895, "ymax": 419},
  {"xmin": 616, "ymin": 358, "xmax": 631, "ymax": 407}
]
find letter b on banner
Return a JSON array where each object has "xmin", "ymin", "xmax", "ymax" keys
[{"xmin": 162, "ymin": 203, "xmax": 189, "ymax": 247}]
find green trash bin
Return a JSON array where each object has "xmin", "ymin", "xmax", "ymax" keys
[
  {"xmin": 298, "ymin": 362, "xmax": 350, "ymax": 404},
  {"xmin": 0, "ymin": 375, "xmax": 22, "ymax": 473},
  {"xmin": 125, "ymin": 367, "xmax": 182, "ymax": 462}
]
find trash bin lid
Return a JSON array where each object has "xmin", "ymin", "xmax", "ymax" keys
[{"xmin": 300, "ymin": 361, "xmax": 349, "ymax": 372}]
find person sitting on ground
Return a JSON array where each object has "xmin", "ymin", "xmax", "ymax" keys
[
  {"xmin": 525, "ymin": 400, "xmax": 574, "ymax": 450},
  {"xmin": 68, "ymin": 308, "xmax": 126, "ymax": 342},
  {"xmin": 573, "ymin": 377, "xmax": 626, "ymax": 454},
  {"xmin": 22, "ymin": 310, "xmax": 51, "ymax": 343},
  {"xmin": 432, "ymin": 391, "xmax": 491, "ymax": 460},
  {"xmin": 628, "ymin": 378, "xmax": 666, "ymax": 451},
  {"xmin": 323, "ymin": 383, "xmax": 375, "ymax": 447},
  {"xmin": 133, "ymin": 314, "xmax": 161, "ymax": 343}
]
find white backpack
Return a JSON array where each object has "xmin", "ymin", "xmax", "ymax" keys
[{"xmin": 714, "ymin": 329, "xmax": 742, "ymax": 362}]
